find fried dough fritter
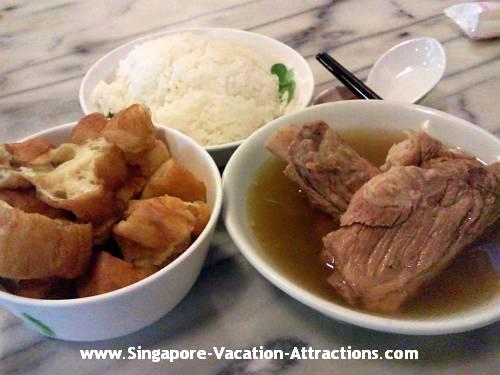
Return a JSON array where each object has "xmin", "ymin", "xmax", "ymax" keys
[
  {"xmin": 77, "ymin": 251, "xmax": 156, "ymax": 297},
  {"xmin": 113, "ymin": 195, "xmax": 209, "ymax": 267},
  {"xmin": 141, "ymin": 158, "xmax": 206, "ymax": 201},
  {"xmin": 103, "ymin": 104, "xmax": 156, "ymax": 154},
  {"xmin": 128, "ymin": 139, "xmax": 171, "ymax": 177},
  {"xmin": 10, "ymin": 277, "xmax": 57, "ymax": 299},
  {"xmin": 20, "ymin": 139, "xmax": 126, "ymax": 222},
  {"xmin": 0, "ymin": 145, "xmax": 32, "ymax": 189},
  {"xmin": 116, "ymin": 167, "xmax": 148, "ymax": 210},
  {"xmin": 6, "ymin": 138, "xmax": 54, "ymax": 165},
  {"xmin": 0, "ymin": 201, "xmax": 92, "ymax": 279},
  {"xmin": 0, "ymin": 189, "xmax": 69, "ymax": 219},
  {"xmin": 70, "ymin": 113, "xmax": 108, "ymax": 144}
]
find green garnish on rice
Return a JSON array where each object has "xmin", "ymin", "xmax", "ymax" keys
[{"xmin": 271, "ymin": 63, "xmax": 295, "ymax": 103}]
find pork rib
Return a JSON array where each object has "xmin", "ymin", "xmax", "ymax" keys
[
  {"xmin": 266, "ymin": 121, "xmax": 379, "ymax": 218},
  {"xmin": 381, "ymin": 131, "xmax": 472, "ymax": 171},
  {"xmin": 323, "ymin": 159, "xmax": 500, "ymax": 313}
]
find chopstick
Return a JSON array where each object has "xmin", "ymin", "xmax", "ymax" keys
[{"xmin": 316, "ymin": 52, "xmax": 382, "ymax": 100}]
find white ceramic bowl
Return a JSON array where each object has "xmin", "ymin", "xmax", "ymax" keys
[
  {"xmin": 79, "ymin": 27, "xmax": 315, "ymax": 166},
  {"xmin": 0, "ymin": 123, "xmax": 223, "ymax": 341},
  {"xmin": 223, "ymin": 100, "xmax": 500, "ymax": 335}
]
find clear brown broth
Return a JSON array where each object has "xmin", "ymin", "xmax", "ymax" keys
[{"xmin": 247, "ymin": 128, "xmax": 499, "ymax": 317}]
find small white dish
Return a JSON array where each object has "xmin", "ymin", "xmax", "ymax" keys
[
  {"xmin": 366, "ymin": 37, "xmax": 446, "ymax": 103},
  {"xmin": 0, "ymin": 123, "xmax": 223, "ymax": 341},
  {"xmin": 223, "ymin": 100, "xmax": 499, "ymax": 335},
  {"xmin": 79, "ymin": 27, "xmax": 314, "ymax": 166}
]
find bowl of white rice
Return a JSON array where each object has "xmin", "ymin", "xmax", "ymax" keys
[{"xmin": 79, "ymin": 28, "xmax": 314, "ymax": 165}]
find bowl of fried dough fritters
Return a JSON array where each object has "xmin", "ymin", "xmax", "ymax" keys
[{"xmin": 0, "ymin": 104, "xmax": 223, "ymax": 341}]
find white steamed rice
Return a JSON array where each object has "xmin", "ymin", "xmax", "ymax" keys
[{"xmin": 92, "ymin": 33, "xmax": 288, "ymax": 146}]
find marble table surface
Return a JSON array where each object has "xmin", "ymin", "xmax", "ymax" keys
[{"xmin": 0, "ymin": 0, "xmax": 499, "ymax": 374}]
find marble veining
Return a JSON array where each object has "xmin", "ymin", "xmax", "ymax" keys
[{"xmin": 0, "ymin": 1, "xmax": 499, "ymax": 374}]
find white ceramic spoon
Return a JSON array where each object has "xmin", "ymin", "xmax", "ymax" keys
[
  {"xmin": 366, "ymin": 37, "xmax": 446, "ymax": 103},
  {"xmin": 313, "ymin": 37, "xmax": 446, "ymax": 104}
]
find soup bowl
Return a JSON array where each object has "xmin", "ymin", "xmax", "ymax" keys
[
  {"xmin": 0, "ymin": 123, "xmax": 223, "ymax": 341},
  {"xmin": 223, "ymin": 100, "xmax": 500, "ymax": 335}
]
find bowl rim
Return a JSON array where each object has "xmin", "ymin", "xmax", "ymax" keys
[
  {"xmin": 79, "ymin": 26, "xmax": 315, "ymax": 151},
  {"xmin": 222, "ymin": 100, "xmax": 500, "ymax": 335},
  {"xmin": 0, "ymin": 122, "xmax": 223, "ymax": 307}
]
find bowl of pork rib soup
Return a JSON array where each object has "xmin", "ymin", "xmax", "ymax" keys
[{"xmin": 223, "ymin": 100, "xmax": 500, "ymax": 335}]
